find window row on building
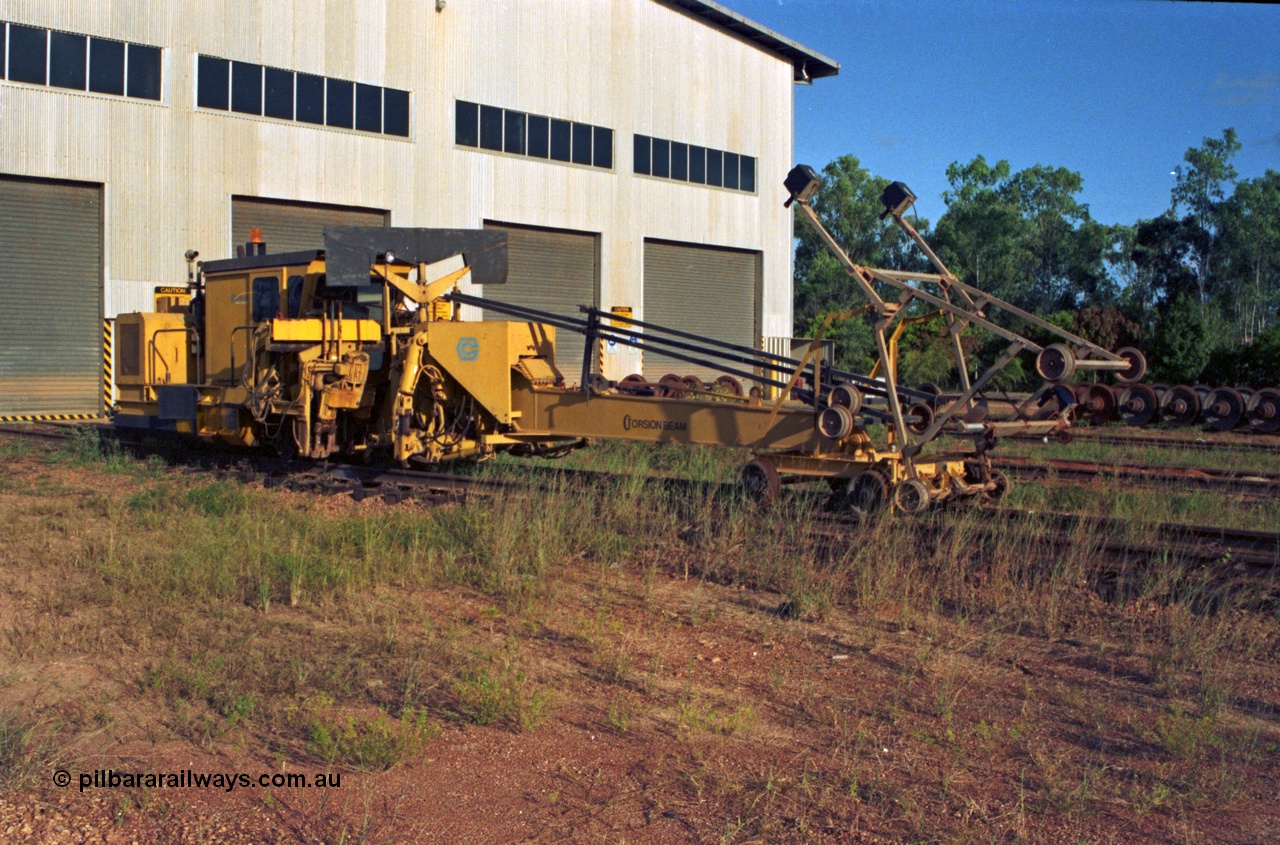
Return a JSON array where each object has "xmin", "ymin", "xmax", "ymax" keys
[
  {"xmin": 196, "ymin": 55, "xmax": 410, "ymax": 137},
  {"xmin": 0, "ymin": 21, "xmax": 161, "ymax": 100},
  {"xmin": 455, "ymin": 101, "xmax": 614, "ymax": 170},
  {"xmin": 633, "ymin": 134, "xmax": 755, "ymax": 193}
]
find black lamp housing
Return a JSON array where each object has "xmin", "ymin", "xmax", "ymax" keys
[
  {"xmin": 879, "ymin": 181, "xmax": 916, "ymax": 218},
  {"xmin": 783, "ymin": 164, "xmax": 822, "ymax": 208}
]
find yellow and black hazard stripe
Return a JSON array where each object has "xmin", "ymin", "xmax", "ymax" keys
[
  {"xmin": 103, "ymin": 318, "xmax": 115, "ymax": 413},
  {"xmin": 0, "ymin": 413, "xmax": 103, "ymax": 423}
]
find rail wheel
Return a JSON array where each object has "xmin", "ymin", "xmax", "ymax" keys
[
  {"xmin": 737, "ymin": 459, "xmax": 781, "ymax": 508},
  {"xmin": 617, "ymin": 373, "xmax": 651, "ymax": 396},
  {"xmin": 818, "ymin": 405, "xmax": 855, "ymax": 440},
  {"xmin": 829, "ymin": 383, "xmax": 863, "ymax": 416},
  {"xmin": 917, "ymin": 382, "xmax": 943, "ymax": 410},
  {"xmin": 1247, "ymin": 388, "xmax": 1280, "ymax": 434},
  {"xmin": 982, "ymin": 469, "xmax": 1010, "ymax": 504},
  {"xmin": 1114, "ymin": 347, "xmax": 1147, "ymax": 384},
  {"xmin": 906, "ymin": 402, "xmax": 934, "ymax": 435},
  {"xmin": 893, "ymin": 478, "xmax": 931, "ymax": 515},
  {"xmin": 1160, "ymin": 385, "xmax": 1200, "ymax": 427},
  {"xmin": 1118, "ymin": 383, "xmax": 1159, "ymax": 426},
  {"xmin": 1202, "ymin": 387, "xmax": 1246, "ymax": 431},
  {"xmin": 712, "ymin": 375, "xmax": 744, "ymax": 398},
  {"xmin": 657, "ymin": 374, "xmax": 686, "ymax": 398},
  {"xmin": 1079, "ymin": 384, "xmax": 1117, "ymax": 426},
  {"xmin": 847, "ymin": 469, "xmax": 890, "ymax": 518},
  {"xmin": 1036, "ymin": 343, "xmax": 1077, "ymax": 382},
  {"xmin": 681, "ymin": 375, "xmax": 707, "ymax": 396}
]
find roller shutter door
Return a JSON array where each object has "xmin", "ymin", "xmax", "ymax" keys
[
  {"xmin": 231, "ymin": 197, "xmax": 388, "ymax": 253},
  {"xmin": 642, "ymin": 240, "xmax": 759, "ymax": 383},
  {"xmin": 482, "ymin": 223, "xmax": 598, "ymax": 378},
  {"xmin": 0, "ymin": 176, "xmax": 102, "ymax": 416}
]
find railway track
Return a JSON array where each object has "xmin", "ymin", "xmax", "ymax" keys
[
  {"xmin": 1009, "ymin": 428, "xmax": 1280, "ymax": 454},
  {"xmin": 991, "ymin": 455, "xmax": 1280, "ymax": 495},
  {"xmin": 4, "ymin": 423, "xmax": 1278, "ymax": 575}
]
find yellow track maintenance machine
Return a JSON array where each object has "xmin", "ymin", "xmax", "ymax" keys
[{"xmin": 112, "ymin": 168, "xmax": 1145, "ymax": 516}]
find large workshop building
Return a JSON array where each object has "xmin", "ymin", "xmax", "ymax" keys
[{"xmin": 0, "ymin": 0, "xmax": 837, "ymax": 417}]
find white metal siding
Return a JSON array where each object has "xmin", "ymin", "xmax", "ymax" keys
[
  {"xmin": 0, "ymin": 175, "xmax": 102, "ymax": 415},
  {"xmin": 0, "ymin": 0, "xmax": 801, "ymax": 381}
]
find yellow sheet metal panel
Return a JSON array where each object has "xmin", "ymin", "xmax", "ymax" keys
[
  {"xmin": 269, "ymin": 318, "xmax": 382, "ymax": 343},
  {"xmin": 427, "ymin": 321, "xmax": 556, "ymax": 425}
]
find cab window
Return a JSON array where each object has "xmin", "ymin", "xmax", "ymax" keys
[
  {"xmin": 286, "ymin": 275, "xmax": 304, "ymax": 318},
  {"xmin": 252, "ymin": 276, "xmax": 280, "ymax": 322}
]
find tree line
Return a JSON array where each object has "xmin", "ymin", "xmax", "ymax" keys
[{"xmin": 793, "ymin": 129, "xmax": 1280, "ymax": 390}]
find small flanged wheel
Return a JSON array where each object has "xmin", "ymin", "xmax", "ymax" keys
[
  {"xmin": 818, "ymin": 405, "xmax": 855, "ymax": 440},
  {"xmin": 1080, "ymin": 384, "xmax": 1117, "ymax": 426},
  {"xmin": 1036, "ymin": 343, "xmax": 1077, "ymax": 383},
  {"xmin": 1114, "ymin": 347, "xmax": 1147, "ymax": 384},
  {"xmin": 829, "ymin": 383, "xmax": 863, "ymax": 416},
  {"xmin": 1247, "ymin": 388, "xmax": 1280, "ymax": 434},
  {"xmin": 736, "ymin": 459, "xmax": 781, "ymax": 508},
  {"xmin": 617, "ymin": 373, "xmax": 651, "ymax": 396},
  {"xmin": 1118, "ymin": 383, "xmax": 1159, "ymax": 426},
  {"xmin": 893, "ymin": 478, "xmax": 931, "ymax": 515},
  {"xmin": 1054, "ymin": 427, "xmax": 1074, "ymax": 444},
  {"xmin": 905, "ymin": 402, "xmax": 934, "ymax": 435},
  {"xmin": 1161, "ymin": 385, "xmax": 1200, "ymax": 426},
  {"xmin": 657, "ymin": 373, "xmax": 686, "ymax": 398},
  {"xmin": 981, "ymin": 469, "xmax": 1010, "ymax": 504},
  {"xmin": 847, "ymin": 470, "xmax": 890, "ymax": 518},
  {"xmin": 712, "ymin": 375, "xmax": 744, "ymax": 398},
  {"xmin": 1202, "ymin": 387, "xmax": 1246, "ymax": 431},
  {"xmin": 681, "ymin": 375, "xmax": 707, "ymax": 396}
]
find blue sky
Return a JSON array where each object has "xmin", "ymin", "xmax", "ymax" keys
[{"xmin": 732, "ymin": 0, "xmax": 1279, "ymax": 227}]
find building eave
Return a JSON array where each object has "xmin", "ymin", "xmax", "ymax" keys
[{"xmin": 660, "ymin": 0, "xmax": 840, "ymax": 82}]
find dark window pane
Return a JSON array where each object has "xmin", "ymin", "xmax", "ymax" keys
[
  {"xmin": 670, "ymin": 142, "xmax": 687, "ymax": 181},
  {"xmin": 504, "ymin": 110, "xmax": 525, "ymax": 154},
  {"xmin": 571, "ymin": 123, "xmax": 592, "ymax": 165},
  {"xmin": 1, "ymin": 24, "xmax": 5, "ymax": 80},
  {"xmin": 479, "ymin": 105, "xmax": 502, "ymax": 150},
  {"xmin": 8, "ymin": 24, "xmax": 47, "ymax": 85},
  {"xmin": 454, "ymin": 100, "xmax": 478, "ymax": 145},
  {"xmin": 384, "ymin": 88, "xmax": 409, "ymax": 136},
  {"xmin": 652, "ymin": 138, "xmax": 669, "ymax": 178},
  {"xmin": 126, "ymin": 43, "xmax": 161, "ymax": 100},
  {"xmin": 231, "ymin": 61, "xmax": 261, "ymax": 114},
  {"xmin": 527, "ymin": 114, "xmax": 549, "ymax": 158},
  {"xmin": 49, "ymin": 31, "xmax": 86, "ymax": 90},
  {"xmin": 706, "ymin": 149, "xmax": 723, "ymax": 187},
  {"xmin": 689, "ymin": 145, "xmax": 706, "ymax": 184},
  {"xmin": 296, "ymin": 73, "xmax": 324, "ymax": 123},
  {"xmin": 263, "ymin": 67, "xmax": 293, "ymax": 120},
  {"xmin": 287, "ymin": 276, "xmax": 304, "ymax": 318},
  {"xmin": 633, "ymin": 134, "xmax": 650, "ymax": 175},
  {"xmin": 89, "ymin": 38, "xmax": 125, "ymax": 95},
  {"xmin": 723, "ymin": 152, "xmax": 739, "ymax": 190},
  {"xmin": 326, "ymin": 78, "xmax": 353, "ymax": 127},
  {"xmin": 252, "ymin": 277, "xmax": 281, "ymax": 322},
  {"xmin": 550, "ymin": 119, "xmax": 571, "ymax": 162},
  {"xmin": 356, "ymin": 82, "xmax": 381, "ymax": 132},
  {"xmin": 593, "ymin": 126, "xmax": 612, "ymax": 169},
  {"xmin": 198, "ymin": 55, "xmax": 229, "ymax": 109},
  {"xmin": 740, "ymin": 155, "xmax": 755, "ymax": 192}
]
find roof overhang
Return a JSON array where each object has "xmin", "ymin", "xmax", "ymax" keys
[{"xmin": 661, "ymin": 0, "xmax": 839, "ymax": 82}]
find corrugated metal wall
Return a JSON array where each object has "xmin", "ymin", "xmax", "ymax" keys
[
  {"xmin": 230, "ymin": 197, "xmax": 388, "ymax": 253},
  {"xmin": 482, "ymin": 222, "xmax": 598, "ymax": 378},
  {"xmin": 642, "ymin": 239, "xmax": 758, "ymax": 383},
  {"xmin": 0, "ymin": 175, "xmax": 102, "ymax": 415}
]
